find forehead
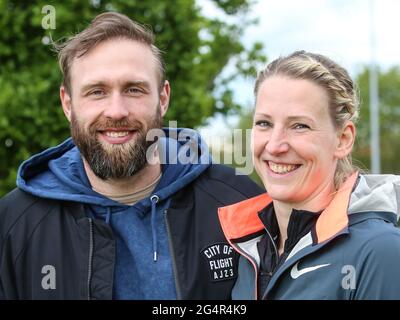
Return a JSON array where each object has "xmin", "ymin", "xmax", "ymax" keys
[
  {"xmin": 256, "ymin": 76, "xmax": 330, "ymax": 120},
  {"xmin": 70, "ymin": 38, "xmax": 158, "ymax": 88}
]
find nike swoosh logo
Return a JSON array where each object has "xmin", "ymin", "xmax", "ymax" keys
[{"xmin": 290, "ymin": 262, "xmax": 331, "ymax": 279}]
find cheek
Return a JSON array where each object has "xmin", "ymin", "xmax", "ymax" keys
[
  {"xmin": 251, "ymin": 130, "xmax": 266, "ymax": 158},
  {"xmin": 297, "ymin": 137, "xmax": 338, "ymax": 172},
  {"xmin": 73, "ymin": 111, "xmax": 100, "ymax": 134},
  {"xmin": 74, "ymin": 101, "xmax": 101, "ymax": 121},
  {"xmin": 75, "ymin": 111, "xmax": 91, "ymax": 127}
]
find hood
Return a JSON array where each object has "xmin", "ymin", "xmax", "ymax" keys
[
  {"xmin": 17, "ymin": 127, "xmax": 211, "ymax": 262},
  {"xmin": 17, "ymin": 127, "xmax": 212, "ymax": 213},
  {"xmin": 348, "ymin": 174, "xmax": 400, "ymax": 220},
  {"xmin": 219, "ymin": 172, "xmax": 400, "ymax": 245}
]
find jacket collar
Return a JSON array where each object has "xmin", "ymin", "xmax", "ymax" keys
[{"xmin": 218, "ymin": 172, "xmax": 359, "ymax": 244}]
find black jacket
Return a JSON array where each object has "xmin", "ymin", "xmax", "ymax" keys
[{"xmin": 0, "ymin": 164, "xmax": 264, "ymax": 300}]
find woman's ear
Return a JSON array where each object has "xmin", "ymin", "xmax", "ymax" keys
[{"xmin": 335, "ymin": 121, "xmax": 356, "ymax": 159}]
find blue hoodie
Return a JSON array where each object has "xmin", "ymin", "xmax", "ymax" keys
[{"xmin": 17, "ymin": 128, "xmax": 211, "ymax": 299}]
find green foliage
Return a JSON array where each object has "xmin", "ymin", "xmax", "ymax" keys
[
  {"xmin": 234, "ymin": 107, "xmax": 263, "ymax": 186},
  {"xmin": 353, "ymin": 66, "xmax": 400, "ymax": 173},
  {"xmin": 0, "ymin": 0, "xmax": 265, "ymax": 195}
]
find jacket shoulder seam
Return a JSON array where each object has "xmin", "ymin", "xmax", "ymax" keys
[
  {"xmin": 196, "ymin": 176, "xmax": 253, "ymax": 206},
  {"xmin": 0, "ymin": 192, "xmax": 58, "ymax": 269},
  {"xmin": 196, "ymin": 182, "xmax": 225, "ymax": 206},
  {"xmin": 199, "ymin": 171, "xmax": 255, "ymax": 199},
  {"xmin": 1, "ymin": 193, "xmax": 41, "ymax": 243},
  {"xmin": 13, "ymin": 205, "xmax": 56, "ymax": 266}
]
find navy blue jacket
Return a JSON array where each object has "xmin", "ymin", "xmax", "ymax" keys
[{"xmin": 0, "ymin": 128, "xmax": 264, "ymax": 299}]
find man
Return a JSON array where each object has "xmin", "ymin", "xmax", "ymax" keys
[{"xmin": 0, "ymin": 12, "xmax": 263, "ymax": 299}]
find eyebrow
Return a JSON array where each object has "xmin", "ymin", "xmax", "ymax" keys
[
  {"xmin": 254, "ymin": 113, "xmax": 316, "ymax": 124},
  {"xmin": 80, "ymin": 80, "xmax": 151, "ymax": 93}
]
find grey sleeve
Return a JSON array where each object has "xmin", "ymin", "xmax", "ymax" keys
[{"xmin": 354, "ymin": 230, "xmax": 400, "ymax": 300}]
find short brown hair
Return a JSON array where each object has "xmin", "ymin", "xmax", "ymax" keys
[
  {"xmin": 254, "ymin": 51, "xmax": 360, "ymax": 189},
  {"xmin": 56, "ymin": 12, "xmax": 165, "ymax": 94}
]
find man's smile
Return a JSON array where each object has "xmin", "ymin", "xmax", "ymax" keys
[{"xmin": 98, "ymin": 129, "xmax": 138, "ymax": 144}]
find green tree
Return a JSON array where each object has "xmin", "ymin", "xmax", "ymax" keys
[
  {"xmin": 236, "ymin": 107, "xmax": 262, "ymax": 185},
  {"xmin": 354, "ymin": 66, "xmax": 400, "ymax": 173},
  {"xmin": 0, "ymin": 0, "xmax": 265, "ymax": 195}
]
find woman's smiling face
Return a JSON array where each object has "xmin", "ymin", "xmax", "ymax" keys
[{"xmin": 252, "ymin": 75, "xmax": 341, "ymax": 207}]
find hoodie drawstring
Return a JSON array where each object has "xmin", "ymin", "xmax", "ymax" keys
[
  {"xmin": 150, "ymin": 195, "xmax": 160, "ymax": 262},
  {"xmin": 105, "ymin": 207, "xmax": 111, "ymax": 225}
]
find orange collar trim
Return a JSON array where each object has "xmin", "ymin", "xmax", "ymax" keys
[
  {"xmin": 218, "ymin": 172, "xmax": 359, "ymax": 243},
  {"xmin": 218, "ymin": 193, "xmax": 272, "ymax": 240},
  {"xmin": 315, "ymin": 172, "xmax": 358, "ymax": 243}
]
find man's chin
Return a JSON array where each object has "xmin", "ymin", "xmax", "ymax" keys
[{"xmin": 98, "ymin": 137, "xmax": 137, "ymax": 153}]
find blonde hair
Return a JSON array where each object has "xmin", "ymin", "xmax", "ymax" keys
[
  {"xmin": 254, "ymin": 51, "xmax": 359, "ymax": 189},
  {"xmin": 56, "ymin": 12, "xmax": 165, "ymax": 94}
]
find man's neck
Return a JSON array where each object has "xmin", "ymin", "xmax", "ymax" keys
[{"xmin": 83, "ymin": 158, "xmax": 162, "ymax": 196}]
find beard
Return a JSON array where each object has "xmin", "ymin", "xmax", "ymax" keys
[{"xmin": 70, "ymin": 106, "xmax": 162, "ymax": 181}]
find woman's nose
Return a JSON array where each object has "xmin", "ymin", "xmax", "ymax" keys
[{"xmin": 265, "ymin": 128, "xmax": 289, "ymax": 155}]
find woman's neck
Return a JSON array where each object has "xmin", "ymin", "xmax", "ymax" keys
[{"xmin": 273, "ymin": 180, "xmax": 336, "ymax": 255}]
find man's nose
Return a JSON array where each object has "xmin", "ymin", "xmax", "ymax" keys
[
  {"xmin": 265, "ymin": 127, "xmax": 289, "ymax": 155},
  {"xmin": 102, "ymin": 93, "xmax": 129, "ymax": 120}
]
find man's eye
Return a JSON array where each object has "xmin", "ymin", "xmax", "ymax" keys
[
  {"xmin": 89, "ymin": 89, "xmax": 104, "ymax": 96},
  {"xmin": 254, "ymin": 120, "xmax": 272, "ymax": 128},
  {"xmin": 127, "ymin": 87, "xmax": 143, "ymax": 94}
]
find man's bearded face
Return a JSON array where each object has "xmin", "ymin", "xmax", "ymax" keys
[{"xmin": 70, "ymin": 106, "xmax": 162, "ymax": 180}]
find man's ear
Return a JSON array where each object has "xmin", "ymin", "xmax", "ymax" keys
[
  {"xmin": 334, "ymin": 121, "xmax": 356, "ymax": 159},
  {"xmin": 159, "ymin": 80, "xmax": 170, "ymax": 117},
  {"xmin": 60, "ymin": 86, "xmax": 72, "ymax": 122}
]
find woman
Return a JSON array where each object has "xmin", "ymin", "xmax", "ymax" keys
[{"xmin": 219, "ymin": 51, "xmax": 400, "ymax": 299}]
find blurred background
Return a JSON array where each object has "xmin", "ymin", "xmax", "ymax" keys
[{"xmin": 1, "ymin": 0, "xmax": 399, "ymax": 195}]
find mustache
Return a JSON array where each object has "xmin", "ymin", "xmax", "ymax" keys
[{"xmin": 89, "ymin": 117, "xmax": 144, "ymax": 131}]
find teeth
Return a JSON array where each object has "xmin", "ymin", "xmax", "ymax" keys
[
  {"xmin": 269, "ymin": 162, "xmax": 299, "ymax": 174},
  {"xmin": 105, "ymin": 131, "xmax": 130, "ymax": 138}
]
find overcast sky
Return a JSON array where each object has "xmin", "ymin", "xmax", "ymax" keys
[{"xmin": 198, "ymin": 0, "xmax": 400, "ymax": 136}]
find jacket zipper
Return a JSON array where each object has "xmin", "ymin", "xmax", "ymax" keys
[
  {"xmin": 237, "ymin": 245, "xmax": 260, "ymax": 299},
  {"xmin": 224, "ymin": 238, "xmax": 259, "ymax": 299},
  {"xmin": 264, "ymin": 227, "xmax": 279, "ymax": 264},
  {"xmin": 164, "ymin": 209, "xmax": 182, "ymax": 299},
  {"xmin": 260, "ymin": 227, "xmax": 279, "ymax": 300},
  {"xmin": 87, "ymin": 218, "xmax": 94, "ymax": 300}
]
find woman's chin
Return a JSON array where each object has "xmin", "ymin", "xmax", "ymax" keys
[{"xmin": 261, "ymin": 184, "xmax": 304, "ymax": 204}]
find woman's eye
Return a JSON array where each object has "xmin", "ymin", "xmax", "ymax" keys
[
  {"xmin": 255, "ymin": 120, "xmax": 272, "ymax": 128},
  {"xmin": 293, "ymin": 123, "xmax": 310, "ymax": 130}
]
